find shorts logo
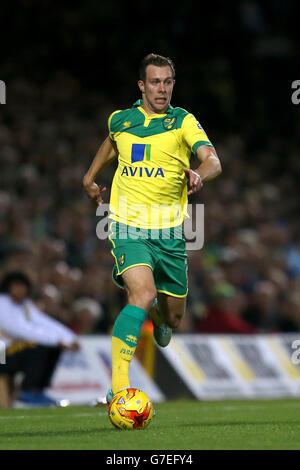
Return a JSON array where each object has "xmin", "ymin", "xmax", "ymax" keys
[
  {"xmin": 131, "ymin": 143, "xmax": 151, "ymax": 162},
  {"xmin": 118, "ymin": 254, "xmax": 125, "ymax": 266},
  {"xmin": 163, "ymin": 116, "xmax": 176, "ymax": 130}
]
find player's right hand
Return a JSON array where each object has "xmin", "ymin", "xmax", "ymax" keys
[{"xmin": 84, "ymin": 181, "xmax": 107, "ymax": 205}]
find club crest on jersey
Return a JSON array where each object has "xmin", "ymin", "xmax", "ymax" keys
[{"xmin": 162, "ymin": 116, "xmax": 176, "ymax": 130}]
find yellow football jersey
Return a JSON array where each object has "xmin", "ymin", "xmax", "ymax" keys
[{"xmin": 108, "ymin": 99, "xmax": 213, "ymax": 229}]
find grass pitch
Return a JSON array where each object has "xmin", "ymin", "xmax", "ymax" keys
[{"xmin": 0, "ymin": 398, "xmax": 300, "ymax": 450}]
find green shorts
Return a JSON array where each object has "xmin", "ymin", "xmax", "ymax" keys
[{"xmin": 108, "ymin": 221, "xmax": 188, "ymax": 298}]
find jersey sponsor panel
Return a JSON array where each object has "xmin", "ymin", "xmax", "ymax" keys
[{"xmin": 108, "ymin": 100, "xmax": 212, "ymax": 229}]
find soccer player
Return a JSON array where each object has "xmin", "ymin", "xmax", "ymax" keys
[{"xmin": 83, "ymin": 53, "xmax": 222, "ymax": 402}]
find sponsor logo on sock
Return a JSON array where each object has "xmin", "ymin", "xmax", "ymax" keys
[
  {"xmin": 126, "ymin": 334, "xmax": 138, "ymax": 345},
  {"xmin": 120, "ymin": 347, "xmax": 134, "ymax": 356}
]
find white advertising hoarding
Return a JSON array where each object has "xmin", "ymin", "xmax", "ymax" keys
[
  {"xmin": 47, "ymin": 335, "xmax": 165, "ymax": 404},
  {"xmin": 159, "ymin": 334, "xmax": 300, "ymax": 400}
]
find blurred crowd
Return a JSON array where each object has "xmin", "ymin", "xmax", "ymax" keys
[
  {"xmin": 0, "ymin": 0, "xmax": 299, "ymax": 335},
  {"xmin": 0, "ymin": 74, "xmax": 299, "ymax": 335}
]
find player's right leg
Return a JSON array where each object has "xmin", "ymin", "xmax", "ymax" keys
[{"xmin": 110, "ymin": 265, "xmax": 157, "ymax": 397}]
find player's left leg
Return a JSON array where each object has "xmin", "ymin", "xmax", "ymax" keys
[
  {"xmin": 157, "ymin": 293, "xmax": 187, "ymax": 329},
  {"xmin": 149, "ymin": 293, "xmax": 186, "ymax": 347},
  {"xmin": 149, "ymin": 227, "xmax": 188, "ymax": 346}
]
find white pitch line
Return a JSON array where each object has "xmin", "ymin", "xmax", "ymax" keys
[
  {"xmin": 1, "ymin": 402, "xmax": 300, "ymax": 420},
  {"xmin": 164, "ymin": 402, "xmax": 300, "ymax": 412},
  {"xmin": 203, "ymin": 402, "xmax": 300, "ymax": 411},
  {"xmin": 0, "ymin": 412, "xmax": 107, "ymax": 420}
]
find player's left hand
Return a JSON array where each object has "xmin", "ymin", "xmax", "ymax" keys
[{"xmin": 184, "ymin": 168, "xmax": 203, "ymax": 195}]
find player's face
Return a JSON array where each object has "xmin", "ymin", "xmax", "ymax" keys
[{"xmin": 138, "ymin": 65, "xmax": 175, "ymax": 114}]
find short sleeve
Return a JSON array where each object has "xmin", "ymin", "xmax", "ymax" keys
[
  {"xmin": 181, "ymin": 113, "xmax": 213, "ymax": 154},
  {"xmin": 108, "ymin": 110, "xmax": 122, "ymax": 141}
]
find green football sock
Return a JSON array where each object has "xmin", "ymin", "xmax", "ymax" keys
[{"xmin": 111, "ymin": 305, "xmax": 146, "ymax": 394}]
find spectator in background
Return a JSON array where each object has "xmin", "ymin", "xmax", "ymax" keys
[
  {"xmin": 241, "ymin": 281, "xmax": 280, "ymax": 332},
  {"xmin": 196, "ymin": 281, "xmax": 258, "ymax": 334},
  {"xmin": 0, "ymin": 272, "xmax": 80, "ymax": 408},
  {"xmin": 277, "ymin": 291, "xmax": 300, "ymax": 332},
  {"xmin": 71, "ymin": 297, "xmax": 103, "ymax": 334}
]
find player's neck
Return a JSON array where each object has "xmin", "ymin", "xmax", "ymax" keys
[{"xmin": 141, "ymin": 99, "xmax": 168, "ymax": 116}]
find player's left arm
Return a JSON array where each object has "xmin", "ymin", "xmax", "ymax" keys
[
  {"xmin": 181, "ymin": 113, "xmax": 222, "ymax": 195},
  {"xmin": 184, "ymin": 145, "xmax": 222, "ymax": 195}
]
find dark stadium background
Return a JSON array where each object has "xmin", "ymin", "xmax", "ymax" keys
[{"xmin": 0, "ymin": 0, "xmax": 299, "ymax": 337}]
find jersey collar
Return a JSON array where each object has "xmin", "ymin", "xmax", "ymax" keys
[{"xmin": 133, "ymin": 99, "xmax": 174, "ymax": 115}]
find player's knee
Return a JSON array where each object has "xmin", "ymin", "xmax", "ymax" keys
[
  {"xmin": 144, "ymin": 289, "xmax": 157, "ymax": 311},
  {"xmin": 128, "ymin": 287, "xmax": 157, "ymax": 312}
]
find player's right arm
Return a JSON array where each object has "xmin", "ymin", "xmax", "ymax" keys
[{"xmin": 83, "ymin": 136, "xmax": 118, "ymax": 205}]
